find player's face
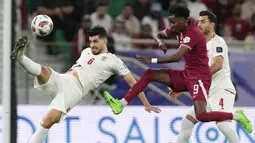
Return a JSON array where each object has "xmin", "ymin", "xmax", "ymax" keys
[
  {"xmin": 168, "ymin": 15, "xmax": 186, "ymax": 33},
  {"xmin": 89, "ymin": 35, "xmax": 106, "ymax": 55},
  {"xmin": 197, "ymin": 16, "xmax": 213, "ymax": 35}
]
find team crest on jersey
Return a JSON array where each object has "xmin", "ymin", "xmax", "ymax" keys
[
  {"xmin": 216, "ymin": 47, "xmax": 223, "ymax": 53},
  {"xmin": 183, "ymin": 37, "xmax": 191, "ymax": 43},
  {"xmin": 101, "ymin": 56, "xmax": 107, "ymax": 61}
]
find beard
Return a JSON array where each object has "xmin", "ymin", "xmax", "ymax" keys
[
  {"xmin": 91, "ymin": 47, "xmax": 102, "ymax": 55},
  {"xmin": 203, "ymin": 29, "xmax": 211, "ymax": 35}
]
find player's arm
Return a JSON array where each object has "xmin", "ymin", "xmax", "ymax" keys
[
  {"xmin": 153, "ymin": 28, "xmax": 174, "ymax": 54},
  {"xmin": 154, "ymin": 31, "xmax": 167, "ymax": 45},
  {"xmin": 211, "ymin": 43, "xmax": 226, "ymax": 74},
  {"xmin": 122, "ymin": 73, "xmax": 151, "ymax": 106},
  {"xmin": 122, "ymin": 73, "xmax": 161, "ymax": 113},
  {"xmin": 157, "ymin": 46, "xmax": 189, "ymax": 63},
  {"xmin": 137, "ymin": 45, "xmax": 189, "ymax": 64},
  {"xmin": 211, "ymin": 56, "xmax": 223, "ymax": 74},
  {"xmin": 114, "ymin": 58, "xmax": 160, "ymax": 113}
]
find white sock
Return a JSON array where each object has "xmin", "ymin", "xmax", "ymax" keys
[
  {"xmin": 120, "ymin": 98, "xmax": 128, "ymax": 107},
  {"xmin": 233, "ymin": 113, "xmax": 240, "ymax": 121},
  {"xmin": 28, "ymin": 125, "xmax": 49, "ymax": 143},
  {"xmin": 217, "ymin": 122, "xmax": 239, "ymax": 143},
  {"xmin": 17, "ymin": 55, "xmax": 41, "ymax": 76},
  {"xmin": 176, "ymin": 117, "xmax": 195, "ymax": 143}
]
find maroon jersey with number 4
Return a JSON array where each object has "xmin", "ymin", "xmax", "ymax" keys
[{"xmin": 162, "ymin": 19, "xmax": 211, "ymax": 80}]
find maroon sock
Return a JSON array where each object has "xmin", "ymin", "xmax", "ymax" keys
[
  {"xmin": 196, "ymin": 111, "xmax": 233, "ymax": 122},
  {"xmin": 124, "ymin": 69, "xmax": 154, "ymax": 103}
]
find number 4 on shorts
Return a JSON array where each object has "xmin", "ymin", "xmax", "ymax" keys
[{"xmin": 219, "ymin": 98, "xmax": 224, "ymax": 109}]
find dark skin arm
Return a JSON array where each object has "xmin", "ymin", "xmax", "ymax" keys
[
  {"xmin": 211, "ymin": 56, "xmax": 223, "ymax": 74},
  {"xmin": 153, "ymin": 31, "xmax": 168, "ymax": 54},
  {"xmin": 137, "ymin": 45, "xmax": 190, "ymax": 64}
]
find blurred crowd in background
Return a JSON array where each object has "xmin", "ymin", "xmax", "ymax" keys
[{"xmin": 19, "ymin": 0, "xmax": 255, "ymax": 56}]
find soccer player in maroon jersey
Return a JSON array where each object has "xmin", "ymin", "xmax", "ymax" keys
[{"xmin": 104, "ymin": 5, "xmax": 252, "ymax": 133}]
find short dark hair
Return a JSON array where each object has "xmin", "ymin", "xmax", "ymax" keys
[
  {"xmin": 168, "ymin": 5, "xmax": 190, "ymax": 19},
  {"xmin": 199, "ymin": 11, "xmax": 217, "ymax": 24},
  {"xmin": 87, "ymin": 25, "xmax": 107, "ymax": 38}
]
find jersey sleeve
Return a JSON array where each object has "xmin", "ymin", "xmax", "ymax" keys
[
  {"xmin": 161, "ymin": 27, "xmax": 174, "ymax": 37},
  {"xmin": 113, "ymin": 58, "xmax": 130, "ymax": 76},
  {"xmin": 212, "ymin": 40, "xmax": 227, "ymax": 58},
  {"xmin": 76, "ymin": 48, "xmax": 91, "ymax": 63},
  {"xmin": 76, "ymin": 49, "xmax": 86, "ymax": 63}
]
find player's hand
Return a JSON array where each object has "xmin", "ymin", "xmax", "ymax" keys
[
  {"xmin": 136, "ymin": 55, "xmax": 152, "ymax": 64},
  {"xmin": 159, "ymin": 42, "xmax": 167, "ymax": 54},
  {"xmin": 145, "ymin": 105, "xmax": 161, "ymax": 113},
  {"xmin": 168, "ymin": 91, "xmax": 183, "ymax": 100}
]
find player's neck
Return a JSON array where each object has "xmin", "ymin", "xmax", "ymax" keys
[
  {"xmin": 206, "ymin": 32, "xmax": 216, "ymax": 42},
  {"xmin": 101, "ymin": 47, "xmax": 109, "ymax": 54}
]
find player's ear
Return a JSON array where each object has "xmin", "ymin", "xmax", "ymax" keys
[
  {"xmin": 210, "ymin": 23, "xmax": 215, "ymax": 29},
  {"xmin": 104, "ymin": 38, "xmax": 107, "ymax": 44}
]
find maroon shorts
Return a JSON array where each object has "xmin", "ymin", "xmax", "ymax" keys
[{"xmin": 165, "ymin": 69, "xmax": 211, "ymax": 102}]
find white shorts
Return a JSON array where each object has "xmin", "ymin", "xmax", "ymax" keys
[
  {"xmin": 187, "ymin": 88, "xmax": 236, "ymax": 118},
  {"xmin": 34, "ymin": 69, "xmax": 84, "ymax": 120},
  {"xmin": 207, "ymin": 89, "xmax": 236, "ymax": 112}
]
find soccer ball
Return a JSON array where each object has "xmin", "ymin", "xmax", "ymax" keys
[{"xmin": 31, "ymin": 15, "xmax": 53, "ymax": 36}]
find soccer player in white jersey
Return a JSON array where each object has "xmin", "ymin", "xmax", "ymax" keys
[
  {"xmin": 170, "ymin": 11, "xmax": 241, "ymax": 143},
  {"xmin": 10, "ymin": 26, "xmax": 161, "ymax": 143}
]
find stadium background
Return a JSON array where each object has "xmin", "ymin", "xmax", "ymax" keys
[{"xmin": 0, "ymin": 0, "xmax": 255, "ymax": 142}]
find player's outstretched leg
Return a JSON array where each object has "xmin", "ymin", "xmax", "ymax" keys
[
  {"xmin": 28, "ymin": 109, "xmax": 62, "ymax": 143},
  {"xmin": 216, "ymin": 121, "xmax": 239, "ymax": 143},
  {"xmin": 234, "ymin": 110, "xmax": 253, "ymax": 133},
  {"xmin": 176, "ymin": 114, "xmax": 196, "ymax": 143},
  {"xmin": 104, "ymin": 91, "xmax": 123, "ymax": 115},
  {"xmin": 10, "ymin": 36, "xmax": 41, "ymax": 76},
  {"xmin": 104, "ymin": 69, "xmax": 171, "ymax": 115},
  {"xmin": 194, "ymin": 101, "xmax": 253, "ymax": 134},
  {"xmin": 176, "ymin": 108, "xmax": 240, "ymax": 143},
  {"xmin": 11, "ymin": 36, "xmax": 52, "ymax": 85}
]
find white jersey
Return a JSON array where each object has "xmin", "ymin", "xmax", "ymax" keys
[
  {"xmin": 207, "ymin": 35, "xmax": 235, "ymax": 95},
  {"xmin": 71, "ymin": 48, "xmax": 130, "ymax": 90}
]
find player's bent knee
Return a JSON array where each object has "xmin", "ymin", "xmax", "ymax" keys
[
  {"xmin": 41, "ymin": 117, "xmax": 58, "ymax": 128},
  {"xmin": 186, "ymin": 114, "xmax": 198, "ymax": 124},
  {"xmin": 41, "ymin": 109, "xmax": 62, "ymax": 128},
  {"xmin": 40, "ymin": 66, "xmax": 51, "ymax": 77},
  {"xmin": 37, "ymin": 66, "xmax": 52, "ymax": 85}
]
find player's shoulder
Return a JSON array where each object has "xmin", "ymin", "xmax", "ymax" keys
[
  {"xmin": 212, "ymin": 35, "xmax": 227, "ymax": 46},
  {"xmin": 214, "ymin": 35, "xmax": 225, "ymax": 42},
  {"xmin": 82, "ymin": 47, "xmax": 91, "ymax": 53},
  {"xmin": 103, "ymin": 53, "xmax": 125, "ymax": 68},
  {"xmin": 106, "ymin": 53, "xmax": 122, "ymax": 61},
  {"xmin": 79, "ymin": 48, "xmax": 91, "ymax": 57}
]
